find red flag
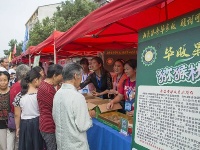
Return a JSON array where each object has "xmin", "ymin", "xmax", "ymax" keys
[{"xmin": 13, "ymin": 44, "xmax": 16, "ymax": 55}]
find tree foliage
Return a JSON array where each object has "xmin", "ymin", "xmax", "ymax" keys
[
  {"xmin": 53, "ymin": 0, "xmax": 98, "ymax": 31},
  {"xmin": 3, "ymin": 39, "xmax": 22, "ymax": 56},
  {"xmin": 27, "ymin": 0, "xmax": 98, "ymax": 47},
  {"xmin": 28, "ymin": 17, "xmax": 55, "ymax": 46},
  {"xmin": 16, "ymin": 42, "xmax": 23, "ymax": 56}
]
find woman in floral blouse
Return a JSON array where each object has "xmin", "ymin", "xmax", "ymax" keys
[{"xmin": 0, "ymin": 71, "xmax": 13, "ymax": 150}]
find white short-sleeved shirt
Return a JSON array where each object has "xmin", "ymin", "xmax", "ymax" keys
[
  {"xmin": 0, "ymin": 67, "xmax": 7, "ymax": 72},
  {"xmin": 13, "ymin": 93, "xmax": 40, "ymax": 119}
]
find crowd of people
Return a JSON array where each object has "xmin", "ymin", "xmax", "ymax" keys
[{"xmin": 0, "ymin": 56, "xmax": 136, "ymax": 150}]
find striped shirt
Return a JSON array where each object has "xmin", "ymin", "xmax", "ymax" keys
[{"xmin": 37, "ymin": 80, "xmax": 56, "ymax": 133}]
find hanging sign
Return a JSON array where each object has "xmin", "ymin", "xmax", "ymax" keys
[
  {"xmin": 104, "ymin": 49, "xmax": 137, "ymax": 72},
  {"xmin": 33, "ymin": 55, "xmax": 40, "ymax": 67}
]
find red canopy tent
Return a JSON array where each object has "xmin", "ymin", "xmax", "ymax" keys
[
  {"xmin": 11, "ymin": 55, "xmax": 22, "ymax": 64},
  {"xmin": 13, "ymin": 31, "xmax": 65, "ymax": 64},
  {"xmin": 29, "ymin": 30, "xmax": 99, "ymax": 63},
  {"xmin": 30, "ymin": 30, "xmax": 103, "ymax": 60},
  {"xmin": 13, "ymin": 0, "xmax": 200, "ymax": 62},
  {"xmin": 31, "ymin": 31, "xmax": 64, "ymax": 56},
  {"xmin": 56, "ymin": 0, "xmax": 200, "ymax": 55},
  {"xmin": 11, "ymin": 46, "xmax": 36, "ymax": 64}
]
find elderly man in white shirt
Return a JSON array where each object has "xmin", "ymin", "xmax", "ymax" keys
[{"xmin": 53, "ymin": 62, "xmax": 92, "ymax": 150}]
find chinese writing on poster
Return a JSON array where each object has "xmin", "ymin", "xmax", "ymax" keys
[{"xmin": 135, "ymin": 86, "xmax": 200, "ymax": 150}]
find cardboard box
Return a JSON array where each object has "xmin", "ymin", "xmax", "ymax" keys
[
  {"xmin": 87, "ymin": 99, "xmax": 109, "ymax": 110},
  {"xmin": 86, "ymin": 98, "xmax": 108, "ymax": 105},
  {"xmin": 82, "ymin": 93, "xmax": 102, "ymax": 100},
  {"xmin": 86, "ymin": 98, "xmax": 122, "ymax": 117}
]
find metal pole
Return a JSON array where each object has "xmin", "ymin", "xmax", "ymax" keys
[
  {"xmin": 53, "ymin": 18, "xmax": 57, "ymax": 64},
  {"xmin": 29, "ymin": 48, "xmax": 31, "ymax": 67}
]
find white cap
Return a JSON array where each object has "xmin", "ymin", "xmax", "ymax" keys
[{"xmin": 9, "ymin": 69, "xmax": 16, "ymax": 74}]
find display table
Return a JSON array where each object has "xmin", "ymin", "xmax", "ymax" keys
[{"xmin": 87, "ymin": 118, "xmax": 132, "ymax": 150}]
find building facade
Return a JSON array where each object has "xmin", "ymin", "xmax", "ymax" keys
[
  {"xmin": 94, "ymin": 0, "xmax": 112, "ymax": 6},
  {"xmin": 25, "ymin": 1, "xmax": 113, "ymax": 31},
  {"xmin": 25, "ymin": 3, "xmax": 61, "ymax": 31}
]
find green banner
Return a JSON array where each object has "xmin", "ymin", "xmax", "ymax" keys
[
  {"xmin": 139, "ymin": 9, "xmax": 200, "ymax": 43},
  {"xmin": 132, "ymin": 10, "xmax": 200, "ymax": 150}
]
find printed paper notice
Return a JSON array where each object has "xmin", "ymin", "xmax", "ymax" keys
[{"xmin": 135, "ymin": 85, "xmax": 200, "ymax": 150}]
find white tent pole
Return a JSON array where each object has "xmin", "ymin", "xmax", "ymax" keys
[
  {"xmin": 29, "ymin": 49, "xmax": 31, "ymax": 67},
  {"xmin": 54, "ymin": 38, "xmax": 57, "ymax": 64}
]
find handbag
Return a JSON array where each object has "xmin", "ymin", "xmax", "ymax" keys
[
  {"xmin": 7, "ymin": 112, "xmax": 16, "ymax": 130},
  {"xmin": 1, "ymin": 109, "xmax": 16, "ymax": 130},
  {"xmin": 0, "ymin": 98, "xmax": 16, "ymax": 130}
]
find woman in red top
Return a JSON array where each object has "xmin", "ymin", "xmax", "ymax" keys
[
  {"xmin": 107, "ymin": 59, "xmax": 137, "ymax": 116},
  {"xmin": 37, "ymin": 64, "xmax": 63, "ymax": 150}
]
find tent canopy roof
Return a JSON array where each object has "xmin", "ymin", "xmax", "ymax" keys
[
  {"xmin": 56, "ymin": 0, "xmax": 200, "ymax": 55},
  {"xmin": 14, "ymin": 0, "xmax": 200, "ymax": 61},
  {"xmin": 32, "ymin": 30, "xmax": 64, "ymax": 55}
]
